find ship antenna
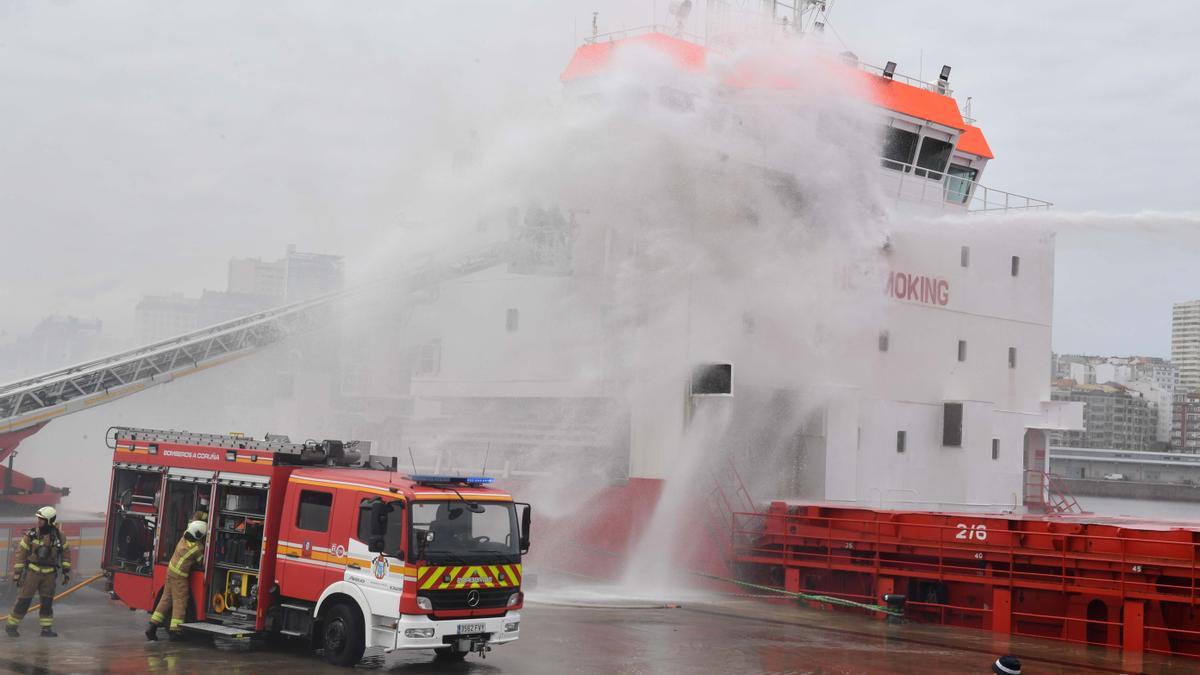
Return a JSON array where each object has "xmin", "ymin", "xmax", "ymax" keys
[{"xmin": 408, "ymin": 446, "xmax": 418, "ymax": 476}]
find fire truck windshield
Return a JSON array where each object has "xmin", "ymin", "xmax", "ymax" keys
[{"xmin": 409, "ymin": 501, "xmax": 520, "ymax": 564}]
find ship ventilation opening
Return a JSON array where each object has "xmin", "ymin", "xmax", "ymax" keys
[{"xmin": 1087, "ymin": 598, "xmax": 1109, "ymax": 646}]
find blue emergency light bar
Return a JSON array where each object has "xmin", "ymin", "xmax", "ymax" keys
[{"xmin": 409, "ymin": 474, "xmax": 496, "ymax": 486}]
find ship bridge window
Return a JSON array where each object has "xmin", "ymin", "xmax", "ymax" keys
[
  {"xmin": 915, "ymin": 137, "xmax": 953, "ymax": 180},
  {"xmin": 945, "ymin": 164, "xmax": 977, "ymax": 204},
  {"xmin": 881, "ymin": 127, "xmax": 919, "ymax": 171}
]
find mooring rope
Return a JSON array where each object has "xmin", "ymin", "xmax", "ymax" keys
[{"xmin": 689, "ymin": 571, "xmax": 902, "ymax": 617}]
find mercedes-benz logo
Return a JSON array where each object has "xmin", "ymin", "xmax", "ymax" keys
[{"xmin": 467, "ymin": 590, "xmax": 481, "ymax": 608}]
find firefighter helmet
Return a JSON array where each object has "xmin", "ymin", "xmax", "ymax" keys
[
  {"xmin": 35, "ymin": 506, "xmax": 57, "ymax": 524},
  {"xmin": 186, "ymin": 520, "xmax": 207, "ymax": 540}
]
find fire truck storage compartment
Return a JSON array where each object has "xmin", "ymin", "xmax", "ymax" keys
[
  {"xmin": 158, "ymin": 469, "xmax": 214, "ymax": 568},
  {"xmin": 106, "ymin": 466, "xmax": 164, "ymax": 575},
  {"xmin": 208, "ymin": 474, "xmax": 268, "ymax": 626}
]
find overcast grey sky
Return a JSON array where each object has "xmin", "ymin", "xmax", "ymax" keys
[{"xmin": 2, "ymin": 1, "xmax": 1198, "ymax": 358}]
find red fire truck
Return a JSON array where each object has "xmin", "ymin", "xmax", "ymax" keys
[{"xmin": 101, "ymin": 427, "xmax": 530, "ymax": 665}]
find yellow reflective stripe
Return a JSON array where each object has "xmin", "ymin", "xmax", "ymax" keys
[
  {"xmin": 169, "ymin": 618, "xmax": 184, "ymax": 629},
  {"xmin": 419, "ymin": 566, "xmax": 441, "ymax": 590},
  {"xmin": 168, "ymin": 543, "xmax": 201, "ymax": 575},
  {"xmin": 13, "ymin": 563, "xmax": 25, "ymax": 569},
  {"xmin": 27, "ymin": 564, "xmax": 56, "ymax": 573},
  {"xmin": 18, "ymin": 539, "xmax": 29, "ymax": 550},
  {"xmin": 151, "ymin": 612, "xmax": 165, "ymax": 624},
  {"xmin": 38, "ymin": 618, "xmax": 53, "ymax": 627}
]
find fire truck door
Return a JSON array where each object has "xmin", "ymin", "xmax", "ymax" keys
[
  {"xmin": 345, "ymin": 493, "xmax": 403, "ymax": 618},
  {"xmin": 321, "ymin": 488, "xmax": 358, "ymax": 588},
  {"xmin": 278, "ymin": 484, "xmax": 335, "ymax": 601}
]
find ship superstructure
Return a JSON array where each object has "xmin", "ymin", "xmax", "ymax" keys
[{"xmin": 397, "ymin": 25, "xmax": 1081, "ymax": 517}]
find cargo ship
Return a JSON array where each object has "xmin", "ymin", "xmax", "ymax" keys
[{"xmin": 392, "ymin": 11, "xmax": 1200, "ymax": 668}]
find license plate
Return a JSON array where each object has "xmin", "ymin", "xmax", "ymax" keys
[{"xmin": 457, "ymin": 623, "xmax": 485, "ymax": 634}]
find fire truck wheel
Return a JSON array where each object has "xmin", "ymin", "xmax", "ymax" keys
[{"xmin": 320, "ymin": 603, "xmax": 365, "ymax": 667}]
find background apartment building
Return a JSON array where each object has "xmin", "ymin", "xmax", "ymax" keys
[
  {"xmin": 1173, "ymin": 300, "xmax": 1200, "ymax": 392},
  {"xmin": 1051, "ymin": 381, "xmax": 1158, "ymax": 451},
  {"xmin": 1051, "ymin": 354, "xmax": 1175, "ymax": 450}
]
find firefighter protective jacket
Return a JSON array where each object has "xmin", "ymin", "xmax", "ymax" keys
[
  {"xmin": 166, "ymin": 537, "xmax": 204, "ymax": 578},
  {"xmin": 13, "ymin": 525, "xmax": 71, "ymax": 575}
]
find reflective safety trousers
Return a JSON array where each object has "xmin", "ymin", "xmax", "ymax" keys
[{"xmin": 7, "ymin": 571, "xmax": 56, "ymax": 628}]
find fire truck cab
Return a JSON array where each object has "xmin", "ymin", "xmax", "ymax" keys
[{"xmin": 101, "ymin": 427, "xmax": 529, "ymax": 665}]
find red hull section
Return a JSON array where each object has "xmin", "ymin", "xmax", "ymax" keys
[
  {"xmin": 732, "ymin": 501, "xmax": 1200, "ymax": 660},
  {"xmin": 0, "ymin": 422, "xmax": 68, "ymax": 506},
  {"xmin": 535, "ymin": 476, "xmax": 1200, "ymax": 662},
  {"xmin": 536, "ymin": 478, "xmax": 664, "ymax": 580},
  {"xmin": 530, "ymin": 476, "xmax": 745, "ymax": 595}
]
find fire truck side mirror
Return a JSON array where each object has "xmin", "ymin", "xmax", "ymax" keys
[
  {"xmin": 367, "ymin": 499, "xmax": 391, "ymax": 552},
  {"xmin": 517, "ymin": 502, "xmax": 532, "ymax": 554}
]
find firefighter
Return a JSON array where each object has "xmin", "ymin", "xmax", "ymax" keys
[
  {"xmin": 6, "ymin": 506, "xmax": 71, "ymax": 638},
  {"xmin": 145, "ymin": 520, "xmax": 207, "ymax": 641}
]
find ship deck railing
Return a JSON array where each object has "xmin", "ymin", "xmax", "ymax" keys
[
  {"xmin": 729, "ymin": 508, "xmax": 1200, "ymax": 607},
  {"xmin": 879, "ymin": 157, "xmax": 1053, "ymax": 213},
  {"xmin": 583, "ymin": 25, "xmax": 954, "ymax": 96},
  {"xmin": 583, "ymin": 24, "xmax": 707, "ymax": 47}
]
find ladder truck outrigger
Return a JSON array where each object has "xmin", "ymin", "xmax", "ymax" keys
[{"xmin": 101, "ymin": 426, "xmax": 531, "ymax": 665}]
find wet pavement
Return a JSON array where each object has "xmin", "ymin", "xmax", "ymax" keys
[{"xmin": 0, "ymin": 588, "xmax": 1195, "ymax": 674}]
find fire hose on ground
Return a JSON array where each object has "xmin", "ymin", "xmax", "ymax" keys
[
  {"xmin": 550, "ymin": 535, "xmax": 905, "ymax": 617},
  {"xmin": 0, "ymin": 572, "xmax": 105, "ymax": 622},
  {"xmin": 688, "ymin": 571, "xmax": 904, "ymax": 618},
  {"xmin": 536, "ymin": 563, "xmax": 904, "ymax": 617}
]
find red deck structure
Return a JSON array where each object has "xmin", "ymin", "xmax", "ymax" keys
[{"xmin": 731, "ymin": 502, "xmax": 1200, "ymax": 660}]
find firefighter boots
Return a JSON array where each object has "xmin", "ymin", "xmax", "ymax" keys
[
  {"xmin": 145, "ymin": 623, "xmax": 158, "ymax": 641},
  {"xmin": 4, "ymin": 624, "xmax": 17, "ymax": 638},
  {"xmin": 39, "ymin": 627, "xmax": 57, "ymax": 638}
]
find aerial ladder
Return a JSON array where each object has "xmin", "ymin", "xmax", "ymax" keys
[{"xmin": 0, "ymin": 244, "xmax": 511, "ymax": 508}]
